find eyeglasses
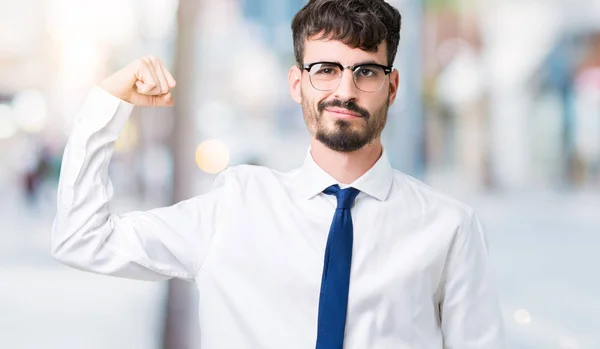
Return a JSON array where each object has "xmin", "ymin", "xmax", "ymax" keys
[{"xmin": 302, "ymin": 61, "xmax": 393, "ymax": 93}]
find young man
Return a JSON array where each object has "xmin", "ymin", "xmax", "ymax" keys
[{"xmin": 51, "ymin": 0, "xmax": 505, "ymax": 348}]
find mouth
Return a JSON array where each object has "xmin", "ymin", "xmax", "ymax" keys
[{"xmin": 324, "ymin": 107, "xmax": 363, "ymax": 119}]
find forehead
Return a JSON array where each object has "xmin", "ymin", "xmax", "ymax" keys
[{"xmin": 303, "ymin": 38, "xmax": 388, "ymax": 65}]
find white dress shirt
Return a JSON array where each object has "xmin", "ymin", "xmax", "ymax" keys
[{"xmin": 51, "ymin": 87, "xmax": 505, "ymax": 349}]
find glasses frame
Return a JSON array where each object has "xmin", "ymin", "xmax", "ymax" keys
[{"xmin": 301, "ymin": 61, "xmax": 393, "ymax": 93}]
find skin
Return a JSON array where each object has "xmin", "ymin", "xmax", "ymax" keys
[
  {"xmin": 288, "ymin": 37, "xmax": 400, "ymax": 184},
  {"xmin": 99, "ymin": 55, "xmax": 176, "ymax": 107}
]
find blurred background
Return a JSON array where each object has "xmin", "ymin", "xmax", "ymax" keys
[{"xmin": 1, "ymin": 0, "xmax": 599, "ymax": 348}]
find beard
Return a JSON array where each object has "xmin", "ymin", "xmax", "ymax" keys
[{"xmin": 302, "ymin": 94, "xmax": 389, "ymax": 152}]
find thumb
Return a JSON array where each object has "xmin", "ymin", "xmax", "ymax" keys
[{"xmin": 136, "ymin": 81, "xmax": 155, "ymax": 94}]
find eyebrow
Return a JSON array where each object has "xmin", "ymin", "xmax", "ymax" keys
[
  {"xmin": 325, "ymin": 60, "xmax": 386, "ymax": 67},
  {"xmin": 354, "ymin": 60, "xmax": 382, "ymax": 65}
]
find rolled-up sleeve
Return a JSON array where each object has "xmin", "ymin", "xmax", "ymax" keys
[
  {"xmin": 51, "ymin": 87, "xmax": 226, "ymax": 281},
  {"xmin": 440, "ymin": 209, "xmax": 506, "ymax": 348}
]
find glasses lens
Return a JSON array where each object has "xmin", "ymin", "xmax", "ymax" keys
[
  {"xmin": 308, "ymin": 63, "xmax": 342, "ymax": 91},
  {"xmin": 353, "ymin": 65, "xmax": 386, "ymax": 92}
]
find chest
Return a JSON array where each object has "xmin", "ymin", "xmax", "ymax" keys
[{"xmin": 201, "ymin": 194, "xmax": 452, "ymax": 308}]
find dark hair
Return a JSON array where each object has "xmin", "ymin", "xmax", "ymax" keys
[{"xmin": 291, "ymin": 0, "xmax": 402, "ymax": 66}]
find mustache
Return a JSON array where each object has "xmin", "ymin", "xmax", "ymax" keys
[{"xmin": 317, "ymin": 99, "xmax": 370, "ymax": 119}]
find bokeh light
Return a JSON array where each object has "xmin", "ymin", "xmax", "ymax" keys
[
  {"xmin": 115, "ymin": 119, "xmax": 139, "ymax": 153},
  {"xmin": 195, "ymin": 139, "xmax": 230, "ymax": 174},
  {"xmin": 11, "ymin": 90, "xmax": 48, "ymax": 133},
  {"xmin": 514, "ymin": 309, "xmax": 532, "ymax": 325}
]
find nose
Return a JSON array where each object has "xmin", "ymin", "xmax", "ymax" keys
[{"xmin": 333, "ymin": 68, "xmax": 359, "ymax": 101}]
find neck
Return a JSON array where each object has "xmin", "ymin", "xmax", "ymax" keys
[{"xmin": 310, "ymin": 138, "xmax": 383, "ymax": 185}]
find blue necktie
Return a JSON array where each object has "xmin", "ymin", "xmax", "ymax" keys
[{"xmin": 315, "ymin": 185, "xmax": 360, "ymax": 349}]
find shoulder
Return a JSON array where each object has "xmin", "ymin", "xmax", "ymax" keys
[
  {"xmin": 391, "ymin": 170, "xmax": 475, "ymax": 223},
  {"xmin": 214, "ymin": 164, "xmax": 282, "ymax": 187},
  {"xmin": 391, "ymin": 171, "xmax": 484, "ymax": 252}
]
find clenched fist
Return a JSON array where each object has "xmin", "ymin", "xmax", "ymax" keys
[{"xmin": 99, "ymin": 55, "xmax": 177, "ymax": 107}]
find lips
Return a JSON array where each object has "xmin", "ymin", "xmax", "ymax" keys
[{"xmin": 324, "ymin": 107, "xmax": 362, "ymax": 118}]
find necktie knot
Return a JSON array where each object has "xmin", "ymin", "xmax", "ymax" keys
[{"xmin": 324, "ymin": 185, "xmax": 360, "ymax": 209}]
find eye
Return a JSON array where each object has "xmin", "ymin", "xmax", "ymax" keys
[
  {"xmin": 316, "ymin": 68, "xmax": 335, "ymax": 75},
  {"xmin": 310, "ymin": 63, "xmax": 340, "ymax": 76},
  {"xmin": 357, "ymin": 68, "xmax": 376, "ymax": 77}
]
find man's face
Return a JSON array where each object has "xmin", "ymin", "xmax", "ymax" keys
[{"xmin": 288, "ymin": 38, "xmax": 399, "ymax": 152}]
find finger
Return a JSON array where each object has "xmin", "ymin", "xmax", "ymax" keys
[
  {"xmin": 135, "ymin": 81, "xmax": 154, "ymax": 94},
  {"xmin": 163, "ymin": 66, "xmax": 176, "ymax": 88},
  {"xmin": 149, "ymin": 92, "xmax": 174, "ymax": 107},
  {"xmin": 149, "ymin": 56, "xmax": 169, "ymax": 94},
  {"xmin": 159, "ymin": 92, "xmax": 174, "ymax": 106},
  {"xmin": 140, "ymin": 57, "xmax": 162, "ymax": 94},
  {"xmin": 146, "ymin": 61, "xmax": 163, "ymax": 95},
  {"xmin": 134, "ymin": 61, "xmax": 158, "ymax": 94}
]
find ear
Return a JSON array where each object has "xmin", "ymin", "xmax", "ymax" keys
[
  {"xmin": 387, "ymin": 69, "xmax": 400, "ymax": 106},
  {"xmin": 288, "ymin": 65, "xmax": 303, "ymax": 104}
]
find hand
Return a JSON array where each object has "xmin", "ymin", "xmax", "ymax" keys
[{"xmin": 98, "ymin": 55, "xmax": 177, "ymax": 107}]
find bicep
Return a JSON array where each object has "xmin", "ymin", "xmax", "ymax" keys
[{"xmin": 52, "ymin": 172, "xmax": 228, "ymax": 281}]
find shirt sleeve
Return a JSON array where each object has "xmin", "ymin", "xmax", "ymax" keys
[
  {"xmin": 439, "ymin": 209, "xmax": 506, "ymax": 348},
  {"xmin": 51, "ymin": 86, "xmax": 226, "ymax": 281}
]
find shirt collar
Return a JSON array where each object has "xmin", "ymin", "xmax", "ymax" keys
[{"xmin": 291, "ymin": 147, "xmax": 394, "ymax": 201}]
